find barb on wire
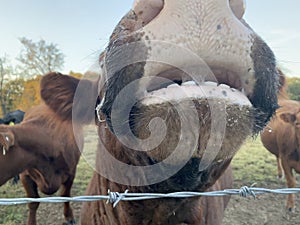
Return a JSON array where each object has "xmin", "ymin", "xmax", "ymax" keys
[
  {"xmin": 1, "ymin": 186, "xmax": 300, "ymax": 207},
  {"xmin": 107, "ymin": 189, "xmax": 129, "ymax": 208},
  {"xmin": 238, "ymin": 186, "xmax": 256, "ymax": 199}
]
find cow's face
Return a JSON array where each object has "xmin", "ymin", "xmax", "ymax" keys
[
  {"xmin": 98, "ymin": 0, "xmax": 279, "ymax": 189},
  {"xmin": 0, "ymin": 127, "xmax": 14, "ymax": 157},
  {"xmin": 280, "ymin": 110, "xmax": 300, "ymax": 147},
  {"xmin": 0, "ymin": 125, "xmax": 24, "ymax": 186}
]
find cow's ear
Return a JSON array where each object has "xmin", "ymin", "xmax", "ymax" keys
[
  {"xmin": 280, "ymin": 112, "xmax": 296, "ymax": 124},
  {"xmin": 40, "ymin": 72, "xmax": 80, "ymax": 121},
  {"xmin": 41, "ymin": 72, "xmax": 99, "ymax": 124},
  {"xmin": 0, "ymin": 131, "xmax": 14, "ymax": 155}
]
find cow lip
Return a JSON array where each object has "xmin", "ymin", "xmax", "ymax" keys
[
  {"xmin": 142, "ymin": 80, "xmax": 251, "ymax": 107},
  {"xmin": 141, "ymin": 65, "xmax": 253, "ymax": 107},
  {"xmin": 145, "ymin": 66, "xmax": 245, "ymax": 95}
]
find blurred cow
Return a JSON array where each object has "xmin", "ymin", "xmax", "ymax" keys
[
  {"xmin": 261, "ymin": 70, "xmax": 300, "ymax": 211},
  {"xmin": 0, "ymin": 110, "xmax": 25, "ymax": 125},
  {"xmin": 0, "ymin": 73, "xmax": 97, "ymax": 225}
]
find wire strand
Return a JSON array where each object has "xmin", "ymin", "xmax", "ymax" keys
[{"xmin": 1, "ymin": 186, "xmax": 300, "ymax": 206}]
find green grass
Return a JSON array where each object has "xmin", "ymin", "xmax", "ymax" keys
[
  {"xmin": 0, "ymin": 133, "xmax": 284, "ymax": 224},
  {"xmin": 0, "ymin": 184, "xmax": 27, "ymax": 225},
  {"xmin": 231, "ymin": 137, "xmax": 279, "ymax": 185}
]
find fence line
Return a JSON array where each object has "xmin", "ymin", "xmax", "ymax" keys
[{"xmin": 1, "ymin": 186, "xmax": 300, "ymax": 207}]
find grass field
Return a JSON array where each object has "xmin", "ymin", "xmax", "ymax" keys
[
  {"xmin": 231, "ymin": 137, "xmax": 280, "ymax": 184},
  {"xmin": 0, "ymin": 133, "xmax": 286, "ymax": 224}
]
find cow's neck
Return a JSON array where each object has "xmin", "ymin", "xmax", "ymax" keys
[
  {"xmin": 94, "ymin": 173, "xmax": 204, "ymax": 225},
  {"xmin": 93, "ymin": 123, "xmax": 230, "ymax": 224}
]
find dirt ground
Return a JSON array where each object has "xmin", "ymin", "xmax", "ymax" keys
[
  {"xmin": 33, "ymin": 181, "xmax": 300, "ymax": 225},
  {"xmin": 223, "ymin": 181, "xmax": 300, "ymax": 225}
]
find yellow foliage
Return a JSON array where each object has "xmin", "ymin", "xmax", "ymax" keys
[
  {"xmin": 17, "ymin": 76, "xmax": 42, "ymax": 111},
  {"xmin": 16, "ymin": 72, "xmax": 84, "ymax": 112},
  {"xmin": 69, "ymin": 71, "xmax": 83, "ymax": 79}
]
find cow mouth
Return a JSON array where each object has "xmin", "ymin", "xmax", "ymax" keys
[
  {"xmin": 129, "ymin": 64, "xmax": 254, "ymax": 167},
  {"xmin": 141, "ymin": 66, "xmax": 251, "ymax": 107}
]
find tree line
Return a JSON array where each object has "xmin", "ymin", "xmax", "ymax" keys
[
  {"xmin": 0, "ymin": 37, "xmax": 67, "ymax": 116},
  {"xmin": 287, "ymin": 77, "xmax": 300, "ymax": 101}
]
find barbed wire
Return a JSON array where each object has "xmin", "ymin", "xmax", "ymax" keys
[{"xmin": 1, "ymin": 186, "xmax": 300, "ymax": 207}]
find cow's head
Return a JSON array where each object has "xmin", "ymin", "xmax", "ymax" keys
[
  {"xmin": 0, "ymin": 123, "xmax": 74, "ymax": 189},
  {"xmin": 0, "ymin": 128, "xmax": 14, "ymax": 156},
  {"xmin": 280, "ymin": 109, "xmax": 300, "ymax": 147},
  {"xmin": 0, "ymin": 125, "xmax": 27, "ymax": 186},
  {"xmin": 0, "ymin": 125, "xmax": 52, "ymax": 187},
  {"xmin": 95, "ymin": 0, "xmax": 279, "ymax": 189}
]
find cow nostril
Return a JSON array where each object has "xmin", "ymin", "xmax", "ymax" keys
[{"xmin": 173, "ymin": 80, "xmax": 182, "ymax": 85}]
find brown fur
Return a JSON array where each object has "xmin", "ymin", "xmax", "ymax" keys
[
  {"xmin": 261, "ymin": 70, "xmax": 300, "ymax": 211},
  {"xmin": 41, "ymin": 72, "xmax": 99, "ymax": 124},
  {"xmin": 80, "ymin": 115, "xmax": 238, "ymax": 225},
  {"xmin": 80, "ymin": 165, "xmax": 232, "ymax": 225},
  {"xmin": 277, "ymin": 69, "xmax": 289, "ymax": 100},
  {"xmin": 0, "ymin": 72, "xmax": 96, "ymax": 225},
  {"xmin": 200, "ymin": 167, "xmax": 232, "ymax": 225}
]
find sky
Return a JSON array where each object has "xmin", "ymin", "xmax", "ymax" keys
[{"xmin": 0, "ymin": 0, "xmax": 299, "ymax": 77}]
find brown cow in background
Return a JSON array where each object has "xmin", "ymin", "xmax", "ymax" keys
[
  {"xmin": 0, "ymin": 73, "xmax": 97, "ymax": 225},
  {"xmin": 261, "ymin": 70, "xmax": 300, "ymax": 211}
]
